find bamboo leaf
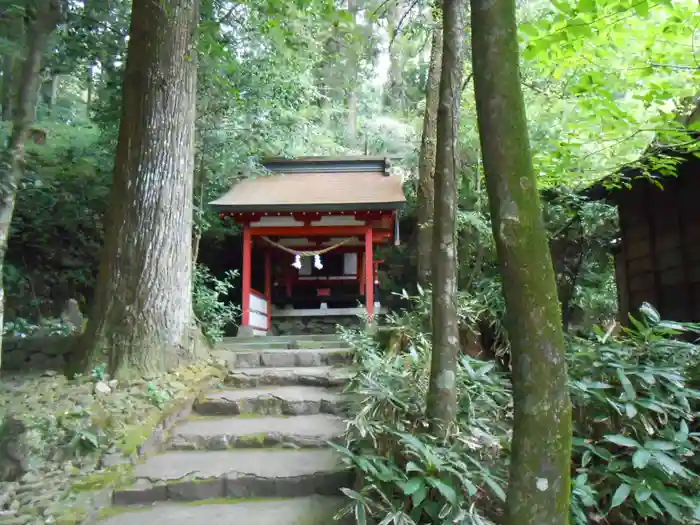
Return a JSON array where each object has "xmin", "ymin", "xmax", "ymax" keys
[
  {"xmin": 632, "ymin": 448, "xmax": 651, "ymax": 469},
  {"xmin": 610, "ymin": 483, "xmax": 631, "ymax": 509},
  {"xmin": 400, "ymin": 478, "xmax": 424, "ymax": 496},
  {"xmin": 617, "ymin": 369, "xmax": 637, "ymax": 401},
  {"xmin": 427, "ymin": 478, "xmax": 457, "ymax": 504},
  {"xmin": 604, "ymin": 434, "xmax": 641, "ymax": 448}
]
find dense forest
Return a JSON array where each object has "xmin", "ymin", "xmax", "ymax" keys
[{"xmin": 0, "ymin": 0, "xmax": 699, "ymax": 524}]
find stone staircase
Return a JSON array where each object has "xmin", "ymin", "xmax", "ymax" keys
[{"xmin": 99, "ymin": 335, "xmax": 355, "ymax": 525}]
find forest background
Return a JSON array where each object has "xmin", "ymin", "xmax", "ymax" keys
[{"xmin": 0, "ymin": 0, "xmax": 699, "ymax": 523}]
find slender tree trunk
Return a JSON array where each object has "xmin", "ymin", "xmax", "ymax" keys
[
  {"xmin": 384, "ymin": 2, "xmax": 404, "ymax": 112},
  {"xmin": 86, "ymin": 63, "xmax": 94, "ymax": 114},
  {"xmin": 0, "ymin": 11, "xmax": 25, "ymax": 122},
  {"xmin": 470, "ymin": 0, "xmax": 573, "ymax": 522},
  {"xmin": 0, "ymin": 0, "xmax": 61, "ymax": 371},
  {"xmin": 75, "ymin": 0, "xmax": 205, "ymax": 379},
  {"xmin": 425, "ymin": 0, "xmax": 465, "ymax": 436},
  {"xmin": 1, "ymin": 55, "xmax": 15, "ymax": 121},
  {"xmin": 346, "ymin": 0, "xmax": 359, "ymax": 148},
  {"xmin": 46, "ymin": 74, "xmax": 60, "ymax": 118},
  {"xmin": 416, "ymin": 17, "xmax": 443, "ymax": 286}
]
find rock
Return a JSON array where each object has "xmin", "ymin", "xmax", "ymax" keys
[
  {"xmin": 108, "ymin": 379, "xmax": 119, "ymax": 389},
  {"xmin": 0, "ymin": 417, "xmax": 30, "ymax": 482},
  {"xmin": 19, "ymin": 473, "xmax": 39, "ymax": 484},
  {"xmin": 0, "ymin": 515, "xmax": 32, "ymax": 524},
  {"xmin": 94, "ymin": 381, "xmax": 111, "ymax": 395}
]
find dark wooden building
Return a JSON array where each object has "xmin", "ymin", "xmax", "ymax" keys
[{"xmin": 587, "ymin": 149, "xmax": 700, "ymax": 323}]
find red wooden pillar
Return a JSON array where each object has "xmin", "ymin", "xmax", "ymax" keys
[
  {"xmin": 242, "ymin": 226, "xmax": 252, "ymax": 327},
  {"xmin": 265, "ymin": 249, "xmax": 272, "ymax": 330},
  {"xmin": 364, "ymin": 226, "xmax": 374, "ymax": 319},
  {"xmin": 358, "ymin": 252, "xmax": 365, "ymax": 296}
]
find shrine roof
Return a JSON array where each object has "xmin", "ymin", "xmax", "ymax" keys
[{"xmin": 209, "ymin": 156, "xmax": 406, "ymax": 212}]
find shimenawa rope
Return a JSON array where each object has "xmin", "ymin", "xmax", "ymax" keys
[{"xmin": 260, "ymin": 236, "xmax": 354, "ymax": 270}]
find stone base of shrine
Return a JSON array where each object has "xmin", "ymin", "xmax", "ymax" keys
[
  {"xmin": 269, "ymin": 306, "xmax": 387, "ymax": 336},
  {"xmin": 270, "ymin": 315, "xmax": 358, "ymax": 336}
]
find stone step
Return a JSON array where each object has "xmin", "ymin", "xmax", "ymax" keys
[
  {"xmin": 99, "ymin": 496, "xmax": 350, "ymax": 525},
  {"xmin": 169, "ymin": 413, "xmax": 346, "ymax": 450},
  {"xmin": 226, "ymin": 366, "xmax": 353, "ymax": 388},
  {"xmin": 113, "ymin": 449, "xmax": 352, "ymax": 505},
  {"xmin": 194, "ymin": 386, "xmax": 346, "ymax": 416},
  {"xmin": 216, "ymin": 348, "xmax": 354, "ymax": 369}
]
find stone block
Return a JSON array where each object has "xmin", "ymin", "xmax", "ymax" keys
[
  {"xmin": 167, "ymin": 478, "xmax": 225, "ymax": 501},
  {"xmin": 112, "ymin": 479, "xmax": 167, "ymax": 505}
]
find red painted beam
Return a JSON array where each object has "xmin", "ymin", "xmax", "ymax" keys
[{"xmin": 249, "ymin": 225, "xmax": 368, "ymax": 237}]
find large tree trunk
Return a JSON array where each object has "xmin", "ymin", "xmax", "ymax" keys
[
  {"xmin": 0, "ymin": 0, "xmax": 61, "ymax": 371},
  {"xmin": 470, "ymin": 0, "xmax": 573, "ymax": 522},
  {"xmin": 76, "ymin": 0, "xmax": 204, "ymax": 379},
  {"xmin": 425, "ymin": 0, "xmax": 465, "ymax": 435},
  {"xmin": 415, "ymin": 17, "xmax": 443, "ymax": 286}
]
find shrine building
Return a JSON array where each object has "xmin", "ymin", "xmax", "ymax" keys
[{"xmin": 210, "ymin": 156, "xmax": 406, "ymax": 336}]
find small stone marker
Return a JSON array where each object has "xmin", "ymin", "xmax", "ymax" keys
[{"xmin": 60, "ymin": 299, "xmax": 84, "ymax": 333}]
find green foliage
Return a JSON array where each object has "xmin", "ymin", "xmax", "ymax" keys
[
  {"xmin": 334, "ymin": 292, "xmax": 511, "ymax": 525},
  {"xmin": 145, "ymin": 383, "xmax": 172, "ymax": 408},
  {"xmin": 4, "ymin": 123, "xmax": 110, "ymax": 319},
  {"xmin": 568, "ymin": 303, "xmax": 700, "ymax": 524},
  {"xmin": 336, "ymin": 295, "xmax": 700, "ymax": 524},
  {"xmin": 2, "ymin": 316, "xmax": 74, "ymax": 337},
  {"xmin": 192, "ymin": 264, "xmax": 239, "ymax": 343}
]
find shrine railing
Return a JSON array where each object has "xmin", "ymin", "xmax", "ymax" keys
[{"xmin": 248, "ymin": 289, "xmax": 269, "ymax": 334}]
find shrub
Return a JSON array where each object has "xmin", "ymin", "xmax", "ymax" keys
[
  {"xmin": 568, "ymin": 304, "xmax": 700, "ymax": 524},
  {"xmin": 336, "ymin": 297, "xmax": 700, "ymax": 524},
  {"xmin": 192, "ymin": 264, "xmax": 239, "ymax": 343},
  {"xmin": 334, "ymin": 290, "xmax": 511, "ymax": 525}
]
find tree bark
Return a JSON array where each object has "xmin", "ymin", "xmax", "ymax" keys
[
  {"xmin": 0, "ymin": 0, "xmax": 61, "ymax": 371},
  {"xmin": 75, "ymin": 0, "xmax": 205, "ymax": 379},
  {"xmin": 425, "ymin": 0, "xmax": 465, "ymax": 436},
  {"xmin": 470, "ymin": 0, "xmax": 573, "ymax": 522},
  {"xmin": 416, "ymin": 17, "xmax": 443, "ymax": 286}
]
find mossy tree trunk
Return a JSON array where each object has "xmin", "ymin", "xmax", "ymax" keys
[
  {"xmin": 470, "ymin": 0, "xmax": 573, "ymax": 522},
  {"xmin": 425, "ymin": 0, "xmax": 465, "ymax": 436},
  {"xmin": 76, "ymin": 0, "xmax": 205, "ymax": 380},
  {"xmin": 0, "ymin": 0, "xmax": 61, "ymax": 371},
  {"xmin": 415, "ymin": 12, "xmax": 443, "ymax": 287}
]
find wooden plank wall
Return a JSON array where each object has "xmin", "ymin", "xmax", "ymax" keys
[{"xmin": 616, "ymin": 159, "xmax": 700, "ymax": 323}]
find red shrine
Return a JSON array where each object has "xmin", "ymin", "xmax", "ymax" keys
[{"xmin": 210, "ymin": 156, "xmax": 406, "ymax": 336}]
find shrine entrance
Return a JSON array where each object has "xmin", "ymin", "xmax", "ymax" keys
[{"xmin": 210, "ymin": 156, "xmax": 406, "ymax": 336}]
